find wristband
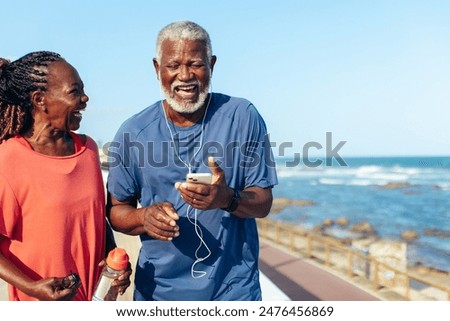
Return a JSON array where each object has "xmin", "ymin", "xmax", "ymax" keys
[{"xmin": 222, "ymin": 188, "xmax": 241, "ymax": 213}]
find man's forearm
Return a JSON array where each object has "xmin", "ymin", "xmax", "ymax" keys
[
  {"xmin": 232, "ymin": 186, "xmax": 273, "ymax": 219},
  {"xmin": 109, "ymin": 204, "xmax": 145, "ymax": 235}
]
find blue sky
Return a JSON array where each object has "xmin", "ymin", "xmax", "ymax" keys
[{"xmin": 2, "ymin": 0, "xmax": 449, "ymax": 157}]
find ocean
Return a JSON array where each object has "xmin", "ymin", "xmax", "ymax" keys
[{"xmin": 272, "ymin": 156, "xmax": 450, "ymax": 272}]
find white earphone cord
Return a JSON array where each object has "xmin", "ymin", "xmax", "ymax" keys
[
  {"xmin": 187, "ymin": 205, "xmax": 212, "ymax": 278},
  {"xmin": 160, "ymin": 89, "xmax": 213, "ymax": 278},
  {"xmin": 161, "ymin": 93, "xmax": 212, "ymax": 174}
]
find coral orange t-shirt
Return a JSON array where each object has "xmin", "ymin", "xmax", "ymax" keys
[{"xmin": 0, "ymin": 133, "xmax": 105, "ymax": 300}]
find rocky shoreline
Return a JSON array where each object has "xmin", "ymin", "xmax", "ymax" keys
[{"xmin": 269, "ymin": 198, "xmax": 450, "ymax": 276}]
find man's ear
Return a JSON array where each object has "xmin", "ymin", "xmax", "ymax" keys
[
  {"xmin": 210, "ymin": 55, "xmax": 217, "ymax": 76},
  {"xmin": 31, "ymin": 90, "xmax": 46, "ymax": 112},
  {"xmin": 153, "ymin": 58, "xmax": 160, "ymax": 80}
]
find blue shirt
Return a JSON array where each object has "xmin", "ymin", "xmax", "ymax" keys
[{"xmin": 107, "ymin": 93, "xmax": 278, "ymax": 300}]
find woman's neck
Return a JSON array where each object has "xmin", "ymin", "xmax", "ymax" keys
[{"xmin": 23, "ymin": 124, "xmax": 74, "ymax": 156}]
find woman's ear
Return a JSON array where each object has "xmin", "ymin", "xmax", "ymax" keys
[{"xmin": 31, "ymin": 91, "xmax": 46, "ymax": 112}]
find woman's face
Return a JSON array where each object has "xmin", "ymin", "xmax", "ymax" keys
[{"xmin": 41, "ymin": 60, "xmax": 89, "ymax": 131}]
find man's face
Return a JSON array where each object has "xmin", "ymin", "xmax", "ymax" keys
[{"xmin": 154, "ymin": 39, "xmax": 216, "ymax": 114}]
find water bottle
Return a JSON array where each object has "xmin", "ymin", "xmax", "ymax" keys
[{"xmin": 92, "ymin": 247, "xmax": 129, "ymax": 301}]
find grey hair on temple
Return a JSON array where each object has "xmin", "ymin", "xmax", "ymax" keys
[{"xmin": 155, "ymin": 21, "xmax": 213, "ymax": 63}]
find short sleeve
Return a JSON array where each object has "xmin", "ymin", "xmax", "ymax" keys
[
  {"xmin": 241, "ymin": 104, "xmax": 278, "ymax": 189},
  {"xmin": 106, "ymin": 127, "xmax": 140, "ymax": 202},
  {"xmin": 0, "ymin": 173, "xmax": 21, "ymax": 239}
]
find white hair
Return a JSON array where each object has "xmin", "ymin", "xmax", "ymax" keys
[{"xmin": 155, "ymin": 21, "xmax": 212, "ymax": 63}]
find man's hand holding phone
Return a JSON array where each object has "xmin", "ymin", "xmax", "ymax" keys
[
  {"xmin": 175, "ymin": 157, "xmax": 233, "ymax": 210},
  {"xmin": 186, "ymin": 173, "xmax": 212, "ymax": 184}
]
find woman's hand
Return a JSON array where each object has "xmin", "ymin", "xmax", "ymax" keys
[
  {"xmin": 27, "ymin": 276, "xmax": 80, "ymax": 301},
  {"xmin": 98, "ymin": 260, "xmax": 132, "ymax": 296}
]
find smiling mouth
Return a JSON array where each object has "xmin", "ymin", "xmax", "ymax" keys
[
  {"xmin": 174, "ymin": 84, "xmax": 198, "ymax": 99},
  {"xmin": 72, "ymin": 109, "xmax": 84, "ymax": 119}
]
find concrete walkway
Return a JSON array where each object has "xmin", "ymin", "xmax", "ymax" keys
[{"xmin": 259, "ymin": 240, "xmax": 379, "ymax": 301}]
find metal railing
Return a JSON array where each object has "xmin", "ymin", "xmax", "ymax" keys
[{"xmin": 257, "ymin": 218, "xmax": 450, "ymax": 301}]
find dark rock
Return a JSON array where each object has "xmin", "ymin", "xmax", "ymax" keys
[
  {"xmin": 349, "ymin": 221, "xmax": 377, "ymax": 236},
  {"xmin": 424, "ymin": 228, "xmax": 450, "ymax": 238},
  {"xmin": 380, "ymin": 182, "xmax": 412, "ymax": 190},
  {"xmin": 401, "ymin": 230, "xmax": 420, "ymax": 242},
  {"xmin": 270, "ymin": 198, "xmax": 316, "ymax": 214}
]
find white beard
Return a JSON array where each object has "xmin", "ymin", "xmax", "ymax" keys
[
  {"xmin": 160, "ymin": 69, "xmax": 211, "ymax": 114},
  {"xmin": 162, "ymin": 85, "xmax": 209, "ymax": 114}
]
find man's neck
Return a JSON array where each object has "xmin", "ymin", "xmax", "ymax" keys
[{"xmin": 163, "ymin": 101, "xmax": 207, "ymax": 128}]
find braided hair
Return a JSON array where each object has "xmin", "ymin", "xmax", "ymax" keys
[{"xmin": 0, "ymin": 51, "xmax": 63, "ymax": 143}]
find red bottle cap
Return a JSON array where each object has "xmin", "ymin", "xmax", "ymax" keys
[{"xmin": 106, "ymin": 248, "xmax": 129, "ymax": 271}]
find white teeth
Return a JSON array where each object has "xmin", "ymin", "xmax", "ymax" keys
[{"xmin": 177, "ymin": 85, "xmax": 195, "ymax": 90}]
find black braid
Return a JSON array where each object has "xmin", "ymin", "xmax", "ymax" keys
[{"xmin": 0, "ymin": 51, "xmax": 63, "ymax": 142}]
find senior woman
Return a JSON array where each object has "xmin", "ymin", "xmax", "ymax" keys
[{"xmin": 0, "ymin": 51, "xmax": 129, "ymax": 300}]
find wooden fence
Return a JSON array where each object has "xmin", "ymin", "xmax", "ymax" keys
[{"xmin": 257, "ymin": 219, "xmax": 450, "ymax": 301}]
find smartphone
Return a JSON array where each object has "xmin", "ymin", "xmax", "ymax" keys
[
  {"xmin": 186, "ymin": 173, "xmax": 212, "ymax": 184},
  {"xmin": 62, "ymin": 272, "xmax": 81, "ymax": 289}
]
